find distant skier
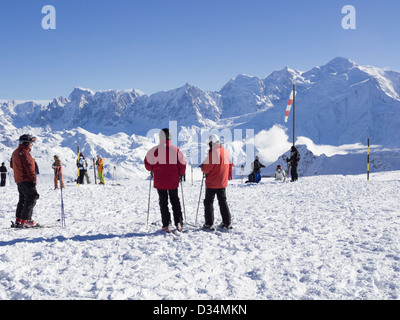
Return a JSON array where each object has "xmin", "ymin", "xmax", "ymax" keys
[
  {"xmin": 274, "ymin": 165, "xmax": 286, "ymax": 182},
  {"xmin": 251, "ymin": 156, "xmax": 265, "ymax": 183},
  {"xmin": 0, "ymin": 162, "xmax": 7, "ymax": 187},
  {"xmin": 77, "ymin": 153, "xmax": 87, "ymax": 185},
  {"xmin": 144, "ymin": 128, "xmax": 186, "ymax": 233},
  {"xmin": 96, "ymin": 155, "xmax": 105, "ymax": 185},
  {"xmin": 10, "ymin": 134, "xmax": 40, "ymax": 228},
  {"xmin": 52, "ymin": 155, "xmax": 65, "ymax": 190},
  {"xmin": 287, "ymin": 146, "xmax": 300, "ymax": 182},
  {"xmin": 200, "ymin": 134, "xmax": 233, "ymax": 230}
]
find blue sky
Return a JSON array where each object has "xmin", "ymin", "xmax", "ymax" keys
[{"xmin": 0, "ymin": 0, "xmax": 399, "ymax": 100}]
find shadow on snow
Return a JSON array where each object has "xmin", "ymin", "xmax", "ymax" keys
[{"xmin": 0, "ymin": 231, "xmax": 160, "ymax": 247}]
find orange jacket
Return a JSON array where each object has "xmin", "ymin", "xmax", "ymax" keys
[
  {"xmin": 201, "ymin": 144, "xmax": 232, "ymax": 189},
  {"xmin": 52, "ymin": 158, "xmax": 63, "ymax": 175},
  {"xmin": 10, "ymin": 144, "xmax": 37, "ymax": 183},
  {"xmin": 96, "ymin": 158, "xmax": 104, "ymax": 172}
]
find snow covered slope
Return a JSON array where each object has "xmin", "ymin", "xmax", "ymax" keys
[{"xmin": 0, "ymin": 171, "xmax": 399, "ymax": 300}]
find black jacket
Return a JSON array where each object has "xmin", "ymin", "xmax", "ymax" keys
[
  {"xmin": 288, "ymin": 149, "xmax": 300, "ymax": 166},
  {"xmin": 252, "ymin": 159, "xmax": 265, "ymax": 173}
]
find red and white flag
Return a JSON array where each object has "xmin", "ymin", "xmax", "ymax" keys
[{"xmin": 284, "ymin": 88, "xmax": 296, "ymax": 123}]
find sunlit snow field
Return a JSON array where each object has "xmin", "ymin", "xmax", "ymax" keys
[{"xmin": 1, "ymin": 171, "xmax": 399, "ymax": 300}]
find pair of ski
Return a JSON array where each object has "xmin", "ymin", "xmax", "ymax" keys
[
  {"xmin": 199, "ymin": 225, "xmax": 234, "ymax": 235},
  {"xmin": 9, "ymin": 218, "xmax": 68, "ymax": 230},
  {"xmin": 10, "ymin": 221, "xmax": 58, "ymax": 230},
  {"xmin": 156, "ymin": 222, "xmax": 233, "ymax": 240}
]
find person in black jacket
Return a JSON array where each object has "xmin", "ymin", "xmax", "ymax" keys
[
  {"xmin": 287, "ymin": 146, "xmax": 300, "ymax": 182},
  {"xmin": 251, "ymin": 156, "xmax": 265, "ymax": 183},
  {"xmin": 0, "ymin": 162, "xmax": 7, "ymax": 187}
]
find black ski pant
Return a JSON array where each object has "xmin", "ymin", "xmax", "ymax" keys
[
  {"xmin": 204, "ymin": 187, "xmax": 231, "ymax": 226},
  {"xmin": 78, "ymin": 169, "xmax": 85, "ymax": 184},
  {"xmin": 157, "ymin": 188, "xmax": 183, "ymax": 228},
  {"xmin": 16, "ymin": 181, "xmax": 40, "ymax": 221},
  {"xmin": 1, "ymin": 174, "xmax": 6, "ymax": 187},
  {"xmin": 291, "ymin": 164, "xmax": 298, "ymax": 181}
]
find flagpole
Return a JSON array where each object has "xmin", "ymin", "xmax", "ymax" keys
[
  {"xmin": 367, "ymin": 138, "xmax": 370, "ymax": 182},
  {"xmin": 293, "ymin": 82, "xmax": 296, "ymax": 147}
]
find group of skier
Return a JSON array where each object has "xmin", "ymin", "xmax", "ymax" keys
[
  {"xmin": 7, "ymin": 131, "xmax": 301, "ymax": 230},
  {"xmin": 144, "ymin": 129, "xmax": 234, "ymax": 233},
  {"xmin": 245, "ymin": 146, "xmax": 300, "ymax": 183},
  {"xmin": 76, "ymin": 153, "xmax": 105, "ymax": 185},
  {"xmin": 144, "ymin": 129, "xmax": 301, "ymax": 234},
  {"xmin": 7, "ymin": 135, "xmax": 107, "ymax": 228}
]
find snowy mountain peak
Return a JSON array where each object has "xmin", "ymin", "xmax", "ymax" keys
[
  {"xmin": 323, "ymin": 57, "xmax": 357, "ymax": 73},
  {"xmin": 68, "ymin": 87, "xmax": 95, "ymax": 101}
]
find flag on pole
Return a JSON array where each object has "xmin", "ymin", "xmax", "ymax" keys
[{"xmin": 284, "ymin": 88, "xmax": 296, "ymax": 123}]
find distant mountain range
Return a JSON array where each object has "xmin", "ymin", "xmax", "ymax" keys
[{"xmin": 1, "ymin": 57, "xmax": 399, "ymax": 181}]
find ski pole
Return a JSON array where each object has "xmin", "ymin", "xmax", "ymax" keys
[
  {"xmin": 180, "ymin": 179, "xmax": 187, "ymax": 222},
  {"xmin": 146, "ymin": 172, "xmax": 153, "ymax": 231},
  {"xmin": 58, "ymin": 168, "xmax": 66, "ymax": 227},
  {"xmin": 77, "ymin": 146, "xmax": 80, "ymax": 186},
  {"xmin": 93, "ymin": 157, "xmax": 97, "ymax": 184},
  {"xmin": 195, "ymin": 173, "xmax": 205, "ymax": 226}
]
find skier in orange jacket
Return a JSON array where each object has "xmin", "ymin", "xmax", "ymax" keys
[{"xmin": 201, "ymin": 134, "xmax": 233, "ymax": 230}]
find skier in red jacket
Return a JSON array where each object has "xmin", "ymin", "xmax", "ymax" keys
[
  {"xmin": 144, "ymin": 129, "xmax": 186, "ymax": 232},
  {"xmin": 10, "ymin": 134, "xmax": 40, "ymax": 228},
  {"xmin": 201, "ymin": 134, "xmax": 233, "ymax": 230}
]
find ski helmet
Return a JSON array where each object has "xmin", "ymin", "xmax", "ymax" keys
[
  {"xmin": 208, "ymin": 134, "xmax": 219, "ymax": 144},
  {"xmin": 159, "ymin": 128, "xmax": 172, "ymax": 141}
]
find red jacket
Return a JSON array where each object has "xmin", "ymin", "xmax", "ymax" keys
[
  {"xmin": 144, "ymin": 140, "xmax": 186, "ymax": 190},
  {"xmin": 201, "ymin": 144, "xmax": 233, "ymax": 189},
  {"xmin": 10, "ymin": 144, "xmax": 37, "ymax": 183}
]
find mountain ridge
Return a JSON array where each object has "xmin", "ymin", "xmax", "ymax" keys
[
  {"xmin": 1, "ymin": 57, "xmax": 399, "ymax": 146},
  {"xmin": 1, "ymin": 57, "xmax": 400, "ymax": 181}
]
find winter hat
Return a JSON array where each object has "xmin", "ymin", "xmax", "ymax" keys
[
  {"xmin": 208, "ymin": 134, "xmax": 219, "ymax": 144},
  {"xmin": 159, "ymin": 128, "xmax": 172, "ymax": 141},
  {"xmin": 19, "ymin": 134, "xmax": 36, "ymax": 145}
]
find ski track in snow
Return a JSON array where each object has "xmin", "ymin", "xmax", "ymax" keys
[{"xmin": 1, "ymin": 172, "xmax": 400, "ymax": 300}]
